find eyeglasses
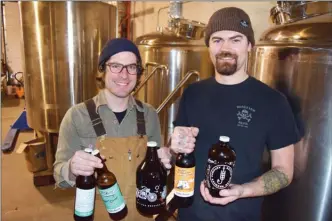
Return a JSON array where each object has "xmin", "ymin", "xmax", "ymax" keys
[{"xmin": 105, "ymin": 62, "xmax": 138, "ymax": 75}]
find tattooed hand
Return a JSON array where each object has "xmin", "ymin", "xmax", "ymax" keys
[
  {"xmin": 157, "ymin": 146, "xmax": 172, "ymax": 169},
  {"xmin": 170, "ymin": 126, "xmax": 199, "ymax": 154},
  {"xmin": 200, "ymin": 181, "xmax": 244, "ymax": 205}
]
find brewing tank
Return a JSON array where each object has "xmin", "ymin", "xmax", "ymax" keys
[
  {"xmin": 248, "ymin": 2, "xmax": 332, "ymax": 221},
  {"xmin": 19, "ymin": 1, "xmax": 116, "ymax": 133},
  {"xmin": 135, "ymin": 30, "xmax": 214, "ymax": 144}
]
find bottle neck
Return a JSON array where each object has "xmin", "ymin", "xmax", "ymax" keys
[
  {"xmin": 95, "ymin": 153, "xmax": 110, "ymax": 175},
  {"xmin": 219, "ymin": 141, "xmax": 228, "ymax": 146},
  {"xmin": 145, "ymin": 147, "xmax": 159, "ymax": 162}
]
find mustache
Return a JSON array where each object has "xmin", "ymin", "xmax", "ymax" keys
[{"xmin": 216, "ymin": 51, "xmax": 238, "ymax": 59}]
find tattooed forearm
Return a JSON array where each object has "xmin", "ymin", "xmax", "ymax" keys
[{"xmin": 262, "ymin": 168, "xmax": 290, "ymax": 195}]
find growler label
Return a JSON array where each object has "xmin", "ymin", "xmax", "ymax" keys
[
  {"xmin": 136, "ymin": 185, "xmax": 166, "ymax": 208},
  {"xmin": 206, "ymin": 159, "xmax": 234, "ymax": 190},
  {"xmin": 174, "ymin": 166, "xmax": 195, "ymax": 197},
  {"xmin": 98, "ymin": 183, "xmax": 126, "ymax": 214}
]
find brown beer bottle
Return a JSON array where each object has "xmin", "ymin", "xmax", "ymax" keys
[
  {"xmin": 91, "ymin": 149, "xmax": 128, "ymax": 220},
  {"xmin": 136, "ymin": 141, "xmax": 167, "ymax": 215},
  {"xmin": 74, "ymin": 148, "xmax": 96, "ymax": 221},
  {"xmin": 173, "ymin": 152, "xmax": 195, "ymax": 207},
  {"xmin": 205, "ymin": 136, "xmax": 236, "ymax": 197}
]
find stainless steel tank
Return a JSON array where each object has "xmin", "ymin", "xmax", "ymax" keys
[
  {"xmin": 19, "ymin": 1, "xmax": 116, "ymax": 133},
  {"xmin": 135, "ymin": 30, "xmax": 214, "ymax": 144},
  {"xmin": 248, "ymin": 2, "xmax": 332, "ymax": 221}
]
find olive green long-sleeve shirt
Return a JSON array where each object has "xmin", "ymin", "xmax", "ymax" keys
[{"xmin": 53, "ymin": 89, "xmax": 162, "ymax": 188}]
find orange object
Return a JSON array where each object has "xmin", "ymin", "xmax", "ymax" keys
[{"xmin": 15, "ymin": 85, "xmax": 24, "ymax": 98}]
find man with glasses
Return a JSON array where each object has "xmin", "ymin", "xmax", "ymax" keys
[{"xmin": 54, "ymin": 38, "xmax": 172, "ymax": 220}]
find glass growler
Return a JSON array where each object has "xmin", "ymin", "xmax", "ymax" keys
[
  {"xmin": 92, "ymin": 149, "xmax": 128, "ymax": 220},
  {"xmin": 205, "ymin": 136, "xmax": 236, "ymax": 197},
  {"xmin": 174, "ymin": 152, "xmax": 195, "ymax": 207},
  {"xmin": 136, "ymin": 141, "xmax": 167, "ymax": 215},
  {"xmin": 74, "ymin": 148, "xmax": 96, "ymax": 221}
]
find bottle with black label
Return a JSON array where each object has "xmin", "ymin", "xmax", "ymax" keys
[
  {"xmin": 136, "ymin": 141, "xmax": 167, "ymax": 216},
  {"xmin": 74, "ymin": 148, "xmax": 96, "ymax": 221},
  {"xmin": 205, "ymin": 136, "xmax": 236, "ymax": 198},
  {"xmin": 92, "ymin": 149, "xmax": 128, "ymax": 220}
]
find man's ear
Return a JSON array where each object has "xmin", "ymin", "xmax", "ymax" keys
[{"xmin": 247, "ymin": 41, "xmax": 252, "ymax": 52}]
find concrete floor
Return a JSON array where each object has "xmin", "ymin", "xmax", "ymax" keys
[{"xmin": 1, "ymin": 96, "xmax": 78, "ymax": 221}]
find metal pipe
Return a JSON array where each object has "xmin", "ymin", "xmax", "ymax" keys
[
  {"xmin": 156, "ymin": 1, "xmax": 191, "ymax": 31},
  {"xmin": 133, "ymin": 64, "xmax": 168, "ymax": 96},
  {"xmin": 157, "ymin": 70, "xmax": 200, "ymax": 113},
  {"xmin": 141, "ymin": 62, "xmax": 167, "ymax": 102},
  {"xmin": 145, "ymin": 61, "xmax": 160, "ymax": 69},
  {"xmin": 157, "ymin": 5, "xmax": 169, "ymax": 31},
  {"xmin": 169, "ymin": 1, "xmax": 183, "ymax": 19}
]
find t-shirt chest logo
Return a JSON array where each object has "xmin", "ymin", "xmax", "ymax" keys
[{"xmin": 236, "ymin": 105, "xmax": 255, "ymax": 128}]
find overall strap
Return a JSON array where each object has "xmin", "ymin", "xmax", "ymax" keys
[
  {"xmin": 84, "ymin": 99, "xmax": 107, "ymax": 137},
  {"xmin": 135, "ymin": 99, "xmax": 146, "ymax": 136}
]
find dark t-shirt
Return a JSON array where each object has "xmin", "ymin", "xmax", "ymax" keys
[
  {"xmin": 174, "ymin": 76, "xmax": 301, "ymax": 221},
  {"xmin": 114, "ymin": 110, "xmax": 127, "ymax": 124}
]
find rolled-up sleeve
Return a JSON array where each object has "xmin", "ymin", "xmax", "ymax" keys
[{"xmin": 53, "ymin": 106, "xmax": 81, "ymax": 188}]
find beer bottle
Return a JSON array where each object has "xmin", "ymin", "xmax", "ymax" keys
[
  {"xmin": 173, "ymin": 152, "xmax": 195, "ymax": 207},
  {"xmin": 91, "ymin": 149, "xmax": 128, "ymax": 220},
  {"xmin": 205, "ymin": 136, "xmax": 236, "ymax": 197},
  {"xmin": 136, "ymin": 141, "xmax": 167, "ymax": 215},
  {"xmin": 74, "ymin": 148, "xmax": 96, "ymax": 221}
]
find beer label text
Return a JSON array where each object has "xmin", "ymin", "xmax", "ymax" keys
[
  {"xmin": 174, "ymin": 166, "xmax": 195, "ymax": 197},
  {"xmin": 206, "ymin": 161, "xmax": 234, "ymax": 190},
  {"xmin": 98, "ymin": 183, "xmax": 126, "ymax": 214}
]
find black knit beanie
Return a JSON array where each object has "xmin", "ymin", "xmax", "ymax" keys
[
  {"xmin": 98, "ymin": 38, "xmax": 142, "ymax": 72},
  {"xmin": 205, "ymin": 7, "xmax": 255, "ymax": 47}
]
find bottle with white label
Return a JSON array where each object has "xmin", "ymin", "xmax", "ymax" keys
[
  {"xmin": 205, "ymin": 136, "xmax": 236, "ymax": 198},
  {"xmin": 92, "ymin": 149, "xmax": 128, "ymax": 220},
  {"xmin": 74, "ymin": 148, "xmax": 96, "ymax": 221}
]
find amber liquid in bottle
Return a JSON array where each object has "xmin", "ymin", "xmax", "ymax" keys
[
  {"xmin": 92, "ymin": 149, "xmax": 128, "ymax": 220},
  {"xmin": 205, "ymin": 136, "xmax": 236, "ymax": 197}
]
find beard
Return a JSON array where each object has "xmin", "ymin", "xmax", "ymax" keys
[{"xmin": 215, "ymin": 51, "xmax": 238, "ymax": 76}]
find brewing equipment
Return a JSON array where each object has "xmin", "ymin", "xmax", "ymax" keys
[
  {"xmin": 248, "ymin": 2, "xmax": 332, "ymax": 221},
  {"xmin": 134, "ymin": 2, "xmax": 214, "ymax": 144},
  {"xmin": 19, "ymin": 1, "xmax": 116, "ymax": 184},
  {"xmin": 20, "ymin": 1, "xmax": 116, "ymax": 133}
]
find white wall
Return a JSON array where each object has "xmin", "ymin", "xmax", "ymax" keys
[
  {"xmin": 131, "ymin": 1, "xmax": 276, "ymax": 41},
  {"xmin": 2, "ymin": 2, "xmax": 23, "ymax": 74}
]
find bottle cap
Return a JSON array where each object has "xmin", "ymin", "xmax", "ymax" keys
[
  {"xmin": 219, "ymin": 136, "xmax": 230, "ymax": 142},
  {"xmin": 84, "ymin": 148, "xmax": 93, "ymax": 153},
  {"xmin": 92, "ymin": 149, "xmax": 100, "ymax": 156},
  {"xmin": 147, "ymin": 141, "xmax": 158, "ymax": 147}
]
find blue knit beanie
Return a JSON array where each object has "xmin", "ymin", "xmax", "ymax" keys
[{"xmin": 98, "ymin": 38, "xmax": 142, "ymax": 72}]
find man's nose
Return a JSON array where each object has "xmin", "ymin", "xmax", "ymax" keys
[
  {"xmin": 219, "ymin": 40, "xmax": 231, "ymax": 51},
  {"xmin": 119, "ymin": 67, "xmax": 129, "ymax": 78}
]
